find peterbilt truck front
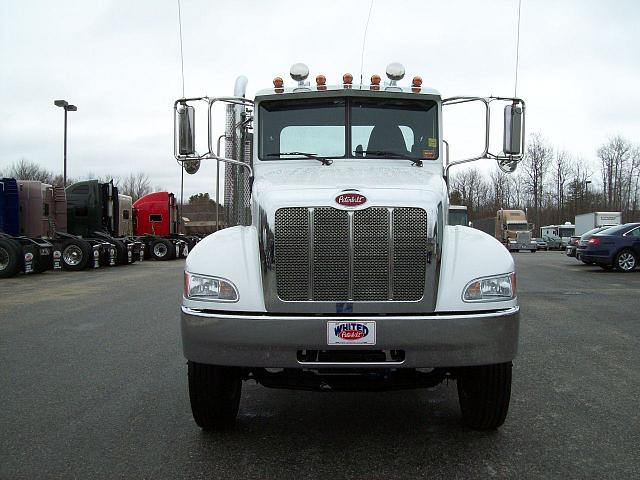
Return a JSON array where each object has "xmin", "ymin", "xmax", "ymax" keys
[{"xmin": 175, "ymin": 63, "xmax": 525, "ymax": 431}]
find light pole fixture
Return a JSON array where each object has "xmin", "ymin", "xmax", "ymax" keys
[{"xmin": 54, "ymin": 99, "xmax": 77, "ymax": 186}]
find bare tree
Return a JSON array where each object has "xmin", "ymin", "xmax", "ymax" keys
[
  {"xmin": 521, "ymin": 133, "xmax": 553, "ymax": 230},
  {"xmin": 598, "ymin": 136, "xmax": 632, "ymax": 210},
  {"xmin": 553, "ymin": 150, "xmax": 571, "ymax": 222},
  {"xmin": 119, "ymin": 172, "xmax": 152, "ymax": 202}
]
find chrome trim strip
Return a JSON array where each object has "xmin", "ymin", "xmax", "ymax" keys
[
  {"xmin": 182, "ymin": 305, "xmax": 519, "ymax": 320},
  {"xmin": 308, "ymin": 208, "xmax": 314, "ymax": 301},
  {"xmin": 388, "ymin": 208, "xmax": 394, "ymax": 301},
  {"xmin": 348, "ymin": 211, "xmax": 354, "ymax": 301},
  {"xmin": 296, "ymin": 361, "xmax": 405, "ymax": 366}
]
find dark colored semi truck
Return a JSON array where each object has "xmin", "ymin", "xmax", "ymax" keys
[
  {"xmin": 1, "ymin": 178, "xmax": 54, "ymax": 278},
  {"xmin": 65, "ymin": 180, "xmax": 144, "ymax": 266}
]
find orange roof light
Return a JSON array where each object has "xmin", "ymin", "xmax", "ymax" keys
[
  {"xmin": 343, "ymin": 73, "xmax": 353, "ymax": 85},
  {"xmin": 370, "ymin": 74, "xmax": 381, "ymax": 86},
  {"xmin": 273, "ymin": 77, "xmax": 284, "ymax": 88},
  {"xmin": 316, "ymin": 74, "xmax": 326, "ymax": 86},
  {"xmin": 412, "ymin": 76, "xmax": 423, "ymax": 87}
]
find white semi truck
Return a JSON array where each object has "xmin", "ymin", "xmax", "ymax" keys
[{"xmin": 174, "ymin": 63, "xmax": 524, "ymax": 431}]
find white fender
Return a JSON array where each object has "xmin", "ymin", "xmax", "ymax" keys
[
  {"xmin": 436, "ymin": 225, "xmax": 518, "ymax": 312},
  {"xmin": 183, "ymin": 226, "xmax": 266, "ymax": 312}
]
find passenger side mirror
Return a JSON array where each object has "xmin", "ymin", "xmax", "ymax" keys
[
  {"xmin": 503, "ymin": 103, "xmax": 523, "ymax": 156},
  {"xmin": 177, "ymin": 104, "xmax": 196, "ymax": 156}
]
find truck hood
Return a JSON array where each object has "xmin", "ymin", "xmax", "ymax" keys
[{"xmin": 253, "ymin": 164, "xmax": 446, "ymax": 208}]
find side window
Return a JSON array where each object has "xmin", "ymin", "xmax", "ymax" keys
[
  {"xmin": 149, "ymin": 214, "xmax": 162, "ymax": 222},
  {"xmin": 628, "ymin": 227, "xmax": 640, "ymax": 237},
  {"xmin": 122, "ymin": 210, "xmax": 130, "ymax": 220}
]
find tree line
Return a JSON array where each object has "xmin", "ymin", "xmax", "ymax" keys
[
  {"xmin": 0, "ymin": 159, "xmax": 161, "ymax": 203},
  {"xmin": 450, "ymin": 134, "xmax": 640, "ymax": 229}
]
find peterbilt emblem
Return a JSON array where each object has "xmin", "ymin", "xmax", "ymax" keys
[{"xmin": 335, "ymin": 192, "xmax": 367, "ymax": 207}]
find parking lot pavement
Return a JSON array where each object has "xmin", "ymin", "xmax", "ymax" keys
[{"xmin": 1, "ymin": 253, "xmax": 639, "ymax": 479}]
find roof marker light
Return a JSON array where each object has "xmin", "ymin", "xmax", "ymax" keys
[
  {"xmin": 370, "ymin": 74, "xmax": 381, "ymax": 91},
  {"xmin": 273, "ymin": 77, "xmax": 284, "ymax": 88},
  {"xmin": 411, "ymin": 75, "xmax": 422, "ymax": 93},
  {"xmin": 343, "ymin": 73, "xmax": 353, "ymax": 89},
  {"xmin": 316, "ymin": 74, "xmax": 327, "ymax": 91}
]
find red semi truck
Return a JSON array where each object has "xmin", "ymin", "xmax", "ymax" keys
[{"xmin": 133, "ymin": 191, "xmax": 197, "ymax": 260}]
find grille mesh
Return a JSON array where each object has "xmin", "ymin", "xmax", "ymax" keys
[
  {"xmin": 275, "ymin": 208, "xmax": 309, "ymax": 301},
  {"xmin": 393, "ymin": 208, "xmax": 428, "ymax": 300},
  {"xmin": 275, "ymin": 207, "xmax": 426, "ymax": 302},
  {"xmin": 353, "ymin": 208, "xmax": 389, "ymax": 300}
]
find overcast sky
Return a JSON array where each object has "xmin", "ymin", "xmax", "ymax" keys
[{"xmin": 1, "ymin": 0, "xmax": 639, "ymax": 198}]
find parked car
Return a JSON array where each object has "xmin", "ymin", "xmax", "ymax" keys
[
  {"xmin": 533, "ymin": 238, "xmax": 548, "ymax": 250},
  {"xmin": 542, "ymin": 234, "xmax": 563, "ymax": 250},
  {"xmin": 578, "ymin": 223, "xmax": 640, "ymax": 272},
  {"xmin": 566, "ymin": 235, "xmax": 581, "ymax": 257},
  {"xmin": 575, "ymin": 226, "xmax": 616, "ymax": 263}
]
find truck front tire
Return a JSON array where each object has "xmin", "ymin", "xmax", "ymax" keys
[
  {"xmin": 150, "ymin": 239, "xmax": 175, "ymax": 261},
  {"xmin": 187, "ymin": 361, "xmax": 242, "ymax": 431},
  {"xmin": 457, "ymin": 361, "xmax": 512, "ymax": 430}
]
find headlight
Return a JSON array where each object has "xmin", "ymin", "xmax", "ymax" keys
[
  {"xmin": 184, "ymin": 272, "xmax": 238, "ymax": 302},
  {"xmin": 463, "ymin": 273, "xmax": 516, "ymax": 302}
]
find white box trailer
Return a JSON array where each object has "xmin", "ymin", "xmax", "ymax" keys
[{"xmin": 574, "ymin": 212, "xmax": 621, "ymax": 236}]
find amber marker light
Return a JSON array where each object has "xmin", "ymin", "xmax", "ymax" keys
[
  {"xmin": 370, "ymin": 74, "xmax": 381, "ymax": 91},
  {"xmin": 316, "ymin": 74, "xmax": 327, "ymax": 91},
  {"xmin": 273, "ymin": 77, "xmax": 284, "ymax": 88},
  {"xmin": 343, "ymin": 73, "xmax": 353, "ymax": 88},
  {"xmin": 411, "ymin": 75, "xmax": 422, "ymax": 93}
]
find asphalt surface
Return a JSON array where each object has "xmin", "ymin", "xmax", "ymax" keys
[{"xmin": 1, "ymin": 252, "xmax": 639, "ymax": 479}]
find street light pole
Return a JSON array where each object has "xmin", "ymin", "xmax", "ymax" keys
[{"xmin": 54, "ymin": 100, "xmax": 77, "ymax": 186}]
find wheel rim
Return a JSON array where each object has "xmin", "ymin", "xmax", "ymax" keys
[
  {"xmin": 618, "ymin": 252, "xmax": 635, "ymax": 271},
  {"xmin": 153, "ymin": 243, "xmax": 168, "ymax": 257},
  {"xmin": 63, "ymin": 245, "xmax": 83, "ymax": 266},
  {"xmin": 0, "ymin": 247, "xmax": 9, "ymax": 271}
]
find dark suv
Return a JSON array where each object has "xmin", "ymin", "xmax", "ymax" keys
[{"xmin": 579, "ymin": 223, "xmax": 640, "ymax": 272}]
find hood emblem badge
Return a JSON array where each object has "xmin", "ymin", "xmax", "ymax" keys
[{"xmin": 335, "ymin": 191, "xmax": 367, "ymax": 207}]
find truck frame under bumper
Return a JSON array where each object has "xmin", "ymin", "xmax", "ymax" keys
[{"xmin": 181, "ymin": 306, "xmax": 519, "ymax": 368}]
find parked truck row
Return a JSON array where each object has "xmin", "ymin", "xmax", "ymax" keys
[{"xmin": 0, "ymin": 177, "xmax": 199, "ymax": 278}]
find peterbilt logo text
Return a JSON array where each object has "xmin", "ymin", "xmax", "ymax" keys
[
  {"xmin": 336, "ymin": 193, "xmax": 367, "ymax": 207},
  {"xmin": 334, "ymin": 323, "xmax": 369, "ymax": 340}
]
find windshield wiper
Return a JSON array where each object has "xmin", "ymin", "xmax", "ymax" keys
[
  {"xmin": 360, "ymin": 150, "xmax": 423, "ymax": 167},
  {"xmin": 265, "ymin": 152, "xmax": 333, "ymax": 165}
]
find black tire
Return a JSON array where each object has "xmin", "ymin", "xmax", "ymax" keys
[
  {"xmin": 457, "ymin": 361, "xmax": 512, "ymax": 430},
  {"xmin": 0, "ymin": 239, "xmax": 21, "ymax": 278},
  {"xmin": 111, "ymin": 239, "xmax": 128, "ymax": 265},
  {"xmin": 61, "ymin": 239, "xmax": 92, "ymax": 271},
  {"xmin": 150, "ymin": 238, "xmax": 174, "ymax": 261},
  {"xmin": 188, "ymin": 362, "xmax": 242, "ymax": 431},
  {"xmin": 613, "ymin": 249, "xmax": 637, "ymax": 272}
]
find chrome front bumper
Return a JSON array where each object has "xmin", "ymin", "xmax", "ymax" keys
[{"xmin": 181, "ymin": 305, "xmax": 519, "ymax": 368}]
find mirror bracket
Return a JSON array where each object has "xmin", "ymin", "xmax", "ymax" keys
[{"xmin": 442, "ymin": 96, "xmax": 525, "ymax": 178}]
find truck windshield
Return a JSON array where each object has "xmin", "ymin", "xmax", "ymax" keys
[
  {"xmin": 559, "ymin": 227, "xmax": 574, "ymax": 237},
  {"xmin": 448, "ymin": 210, "xmax": 468, "ymax": 226},
  {"xmin": 507, "ymin": 222, "xmax": 528, "ymax": 231},
  {"xmin": 259, "ymin": 97, "xmax": 438, "ymax": 161}
]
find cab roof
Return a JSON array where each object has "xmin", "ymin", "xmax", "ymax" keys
[{"xmin": 255, "ymin": 85, "xmax": 441, "ymax": 101}]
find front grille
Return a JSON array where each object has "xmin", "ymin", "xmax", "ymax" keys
[{"xmin": 274, "ymin": 207, "xmax": 427, "ymax": 302}]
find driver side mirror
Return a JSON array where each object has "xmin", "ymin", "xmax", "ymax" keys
[
  {"xmin": 503, "ymin": 103, "xmax": 523, "ymax": 156},
  {"xmin": 177, "ymin": 104, "xmax": 196, "ymax": 156}
]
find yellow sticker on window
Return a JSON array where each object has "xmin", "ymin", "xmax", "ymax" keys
[{"xmin": 427, "ymin": 138, "xmax": 437, "ymax": 148}]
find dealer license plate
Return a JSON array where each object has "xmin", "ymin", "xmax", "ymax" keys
[{"xmin": 327, "ymin": 321, "xmax": 376, "ymax": 345}]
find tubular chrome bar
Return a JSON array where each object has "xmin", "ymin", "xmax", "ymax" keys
[
  {"xmin": 181, "ymin": 305, "xmax": 520, "ymax": 321},
  {"xmin": 442, "ymin": 96, "xmax": 525, "ymax": 178}
]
